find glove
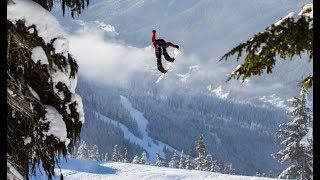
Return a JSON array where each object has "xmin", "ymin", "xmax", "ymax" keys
[
  {"xmin": 152, "ymin": 30, "xmax": 156, "ymax": 33},
  {"xmin": 175, "ymin": 45, "xmax": 179, "ymax": 49}
]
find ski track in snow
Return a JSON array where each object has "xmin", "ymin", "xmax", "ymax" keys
[
  {"xmin": 89, "ymin": 95, "xmax": 177, "ymax": 163},
  {"xmin": 119, "ymin": 95, "xmax": 177, "ymax": 162}
]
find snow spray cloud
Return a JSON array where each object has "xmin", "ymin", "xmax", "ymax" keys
[{"xmin": 67, "ymin": 29, "xmax": 155, "ymax": 86}]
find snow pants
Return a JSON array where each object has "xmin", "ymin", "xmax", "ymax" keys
[{"xmin": 155, "ymin": 46, "xmax": 175, "ymax": 73}]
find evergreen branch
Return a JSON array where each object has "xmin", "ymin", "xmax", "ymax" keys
[{"xmin": 220, "ymin": 12, "xmax": 313, "ymax": 86}]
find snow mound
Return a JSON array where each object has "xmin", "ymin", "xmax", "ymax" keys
[{"xmin": 31, "ymin": 46, "xmax": 49, "ymax": 65}]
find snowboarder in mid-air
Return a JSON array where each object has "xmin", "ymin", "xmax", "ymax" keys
[{"xmin": 152, "ymin": 30, "xmax": 179, "ymax": 74}]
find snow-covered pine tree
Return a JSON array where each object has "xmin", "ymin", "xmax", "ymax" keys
[
  {"xmin": 204, "ymin": 154, "xmax": 213, "ymax": 171},
  {"xmin": 210, "ymin": 160, "xmax": 221, "ymax": 172},
  {"xmin": 255, "ymin": 172, "xmax": 261, "ymax": 177},
  {"xmin": 273, "ymin": 88, "xmax": 313, "ymax": 179},
  {"xmin": 267, "ymin": 170, "xmax": 274, "ymax": 178},
  {"xmin": 169, "ymin": 151, "xmax": 179, "ymax": 168},
  {"xmin": 155, "ymin": 153, "xmax": 165, "ymax": 167},
  {"xmin": 123, "ymin": 147, "xmax": 128, "ymax": 163},
  {"xmin": 195, "ymin": 134, "xmax": 207, "ymax": 171},
  {"xmin": 6, "ymin": 0, "xmax": 84, "ymax": 178},
  {"xmin": 111, "ymin": 144, "xmax": 119, "ymax": 162},
  {"xmin": 76, "ymin": 140, "xmax": 89, "ymax": 160},
  {"xmin": 132, "ymin": 155, "xmax": 140, "ymax": 164},
  {"xmin": 118, "ymin": 148, "xmax": 124, "ymax": 163},
  {"xmin": 306, "ymin": 138, "xmax": 313, "ymax": 178},
  {"xmin": 184, "ymin": 154, "xmax": 193, "ymax": 170},
  {"xmin": 103, "ymin": 153, "xmax": 109, "ymax": 163},
  {"xmin": 89, "ymin": 144, "xmax": 100, "ymax": 161},
  {"xmin": 140, "ymin": 151, "xmax": 148, "ymax": 165},
  {"xmin": 7, "ymin": 0, "xmax": 87, "ymax": 178},
  {"xmin": 178, "ymin": 150, "xmax": 185, "ymax": 169},
  {"xmin": 223, "ymin": 163, "xmax": 235, "ymax": 175},
  {"xmin": 99, "ymin": 152, "xmax": 104, "ymax": 162}
]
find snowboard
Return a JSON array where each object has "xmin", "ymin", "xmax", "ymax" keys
[{"xmin": 155, "ymin": 48, "xmax": 180, "ymax": 83}]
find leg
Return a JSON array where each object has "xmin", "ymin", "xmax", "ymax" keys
[
  {"xmin": 156, "ymin": 50, "xmax": 167, "ymax": 73},
  {"xmin": 162, "ymin": 48, "xmax": 175, "ymax": 62}
]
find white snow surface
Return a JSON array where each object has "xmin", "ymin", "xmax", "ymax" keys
[
  {"xmin": 42, "ymin": 105, "xmax": 70, "ymax": 146},
  {"xmin": 31, "ymin": 46, "xmax": 49, "ymax": 65},
  {"xmin": 230, "ymin": 64, "xmax": 242, "ymax": 76},
  {"xmin": 7, "ymin": 0, "xmax": 65, "ymax": 44},
  {"xmin": 274, "ymin": 12, "xmax": 296, "ymax": 26},
  {"xmin": 53, "ymin": 37, "xmax": 69, "ymax": 58},
  {"xmin": 299, "ymin": 3, "xmax": 313, "ymax": 18},
  {"xmin": 274, "ymin": 3, "xmax": 313, "ymax": 26},
  {"xmin": 31, "ymin": 158, "xmax": 275, "ymax": 180},
  {"xmin": 23, "ymin": 136, "xmax": 32, "ymax": 145}
]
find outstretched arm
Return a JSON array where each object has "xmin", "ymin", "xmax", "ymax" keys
[
  {"xmin": 152, "ymin": 30, "xmax": 157, "ymax": 47},
  {"xmin": 166, "ymin": 42, "xmax": 179, "ymax": 49}
]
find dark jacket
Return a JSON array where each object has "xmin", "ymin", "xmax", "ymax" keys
[{"xmin": 152, "ymin": 31, "xmax": 177, "ymax": 52}]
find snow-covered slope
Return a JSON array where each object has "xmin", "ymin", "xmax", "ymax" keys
[
  {"xmin": 31, "ymin": 158, "xmax": 275, "ymax": 180},
  {"xmin": 88, "ymin": 96, "xmax": 178, "ymax": 163},
  {"xmin": 120, "ymin": 95, "xmax": 177, "ymax": 162}
]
